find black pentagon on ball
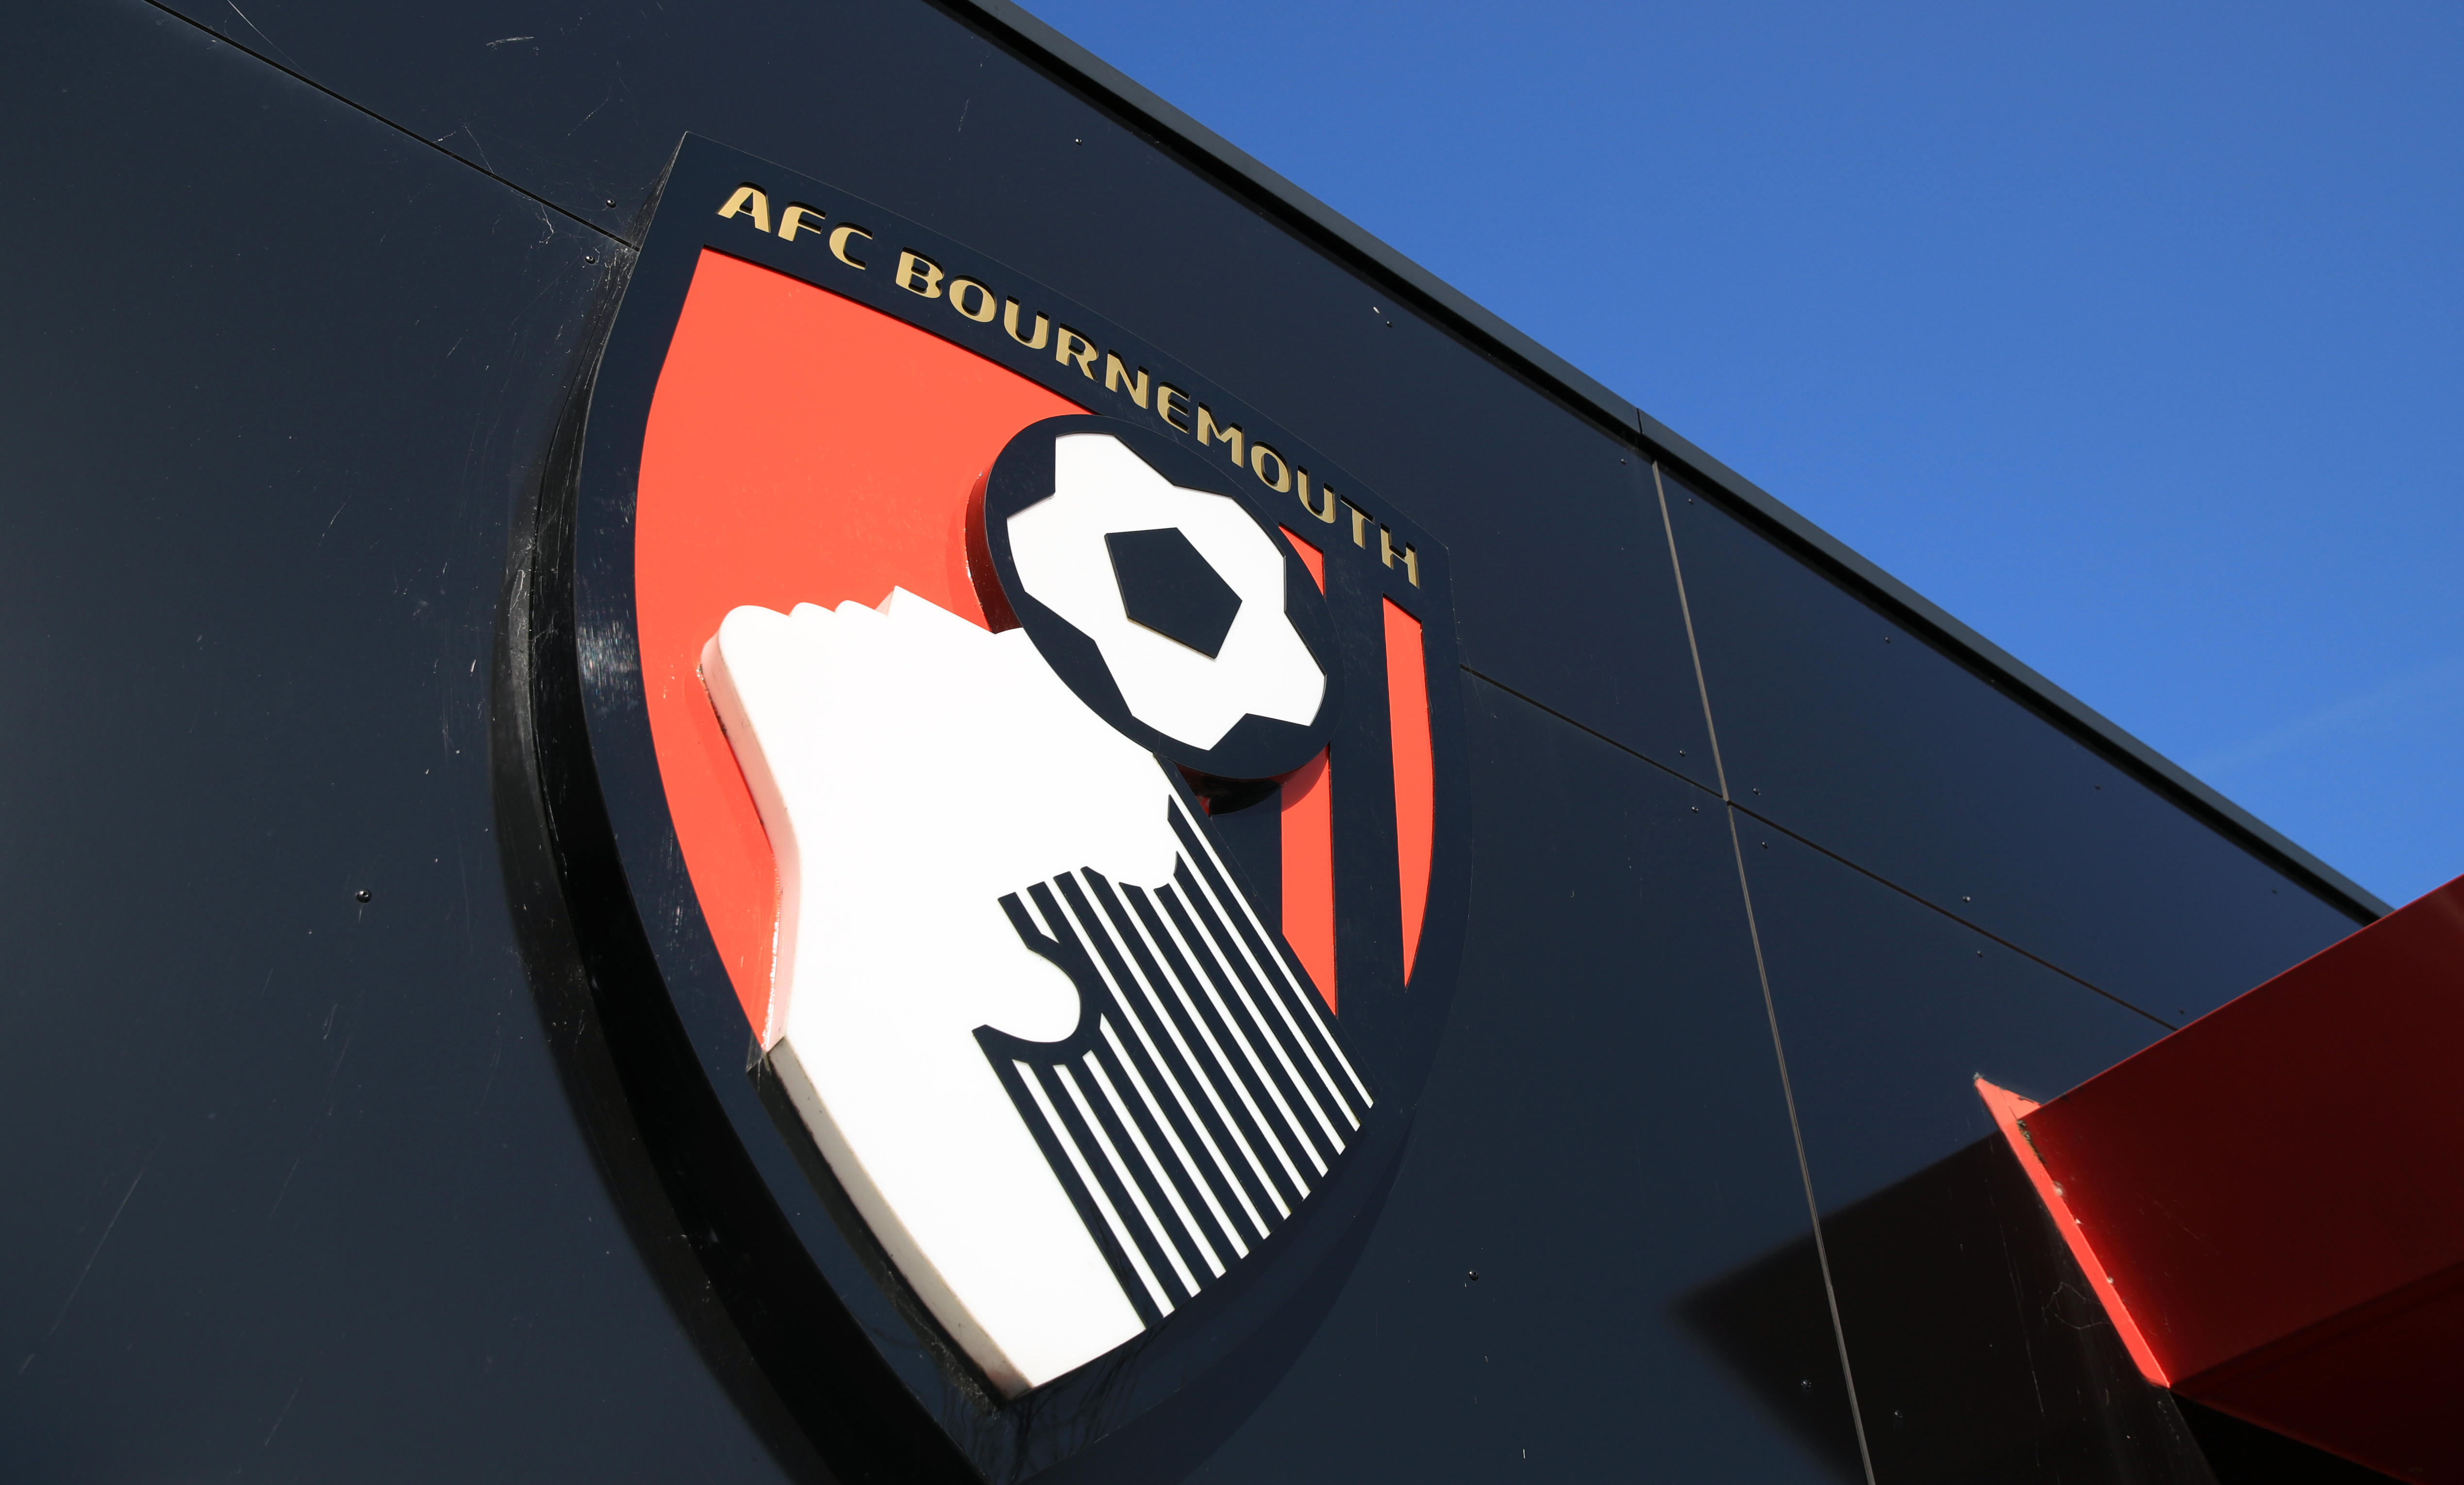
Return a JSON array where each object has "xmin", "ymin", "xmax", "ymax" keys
[{"xmin": 1104, "ymin": 527, "xmax": 1242, "ymax": 658}]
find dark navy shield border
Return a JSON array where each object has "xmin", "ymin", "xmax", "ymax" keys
[{"xmin": 512, "ymin": 132, "xmax": 1470, "ymax": 1485}]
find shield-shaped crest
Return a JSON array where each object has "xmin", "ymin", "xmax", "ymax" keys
[{"xmin": 512, "ymin": 134, "xmax": 1469, "ymax": 1482}]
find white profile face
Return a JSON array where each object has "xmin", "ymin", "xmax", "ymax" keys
[
  {"xmin": 701, "ymin": 585, "xmax": 1371, "ymax": 1399},
  {"xmin": 1006, "ymin": 433, "xmax": 1325, "ymax": 754}
]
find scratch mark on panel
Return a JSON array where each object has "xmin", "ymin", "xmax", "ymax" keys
[
  {"xmin": 224, "ymin": 1, "xmax": 299, "ymax": 69},
  {"xmin": 45, "ymin": 1165, "xmax": 146, "ymax": 1338},
  {"xmin": 266, "ymin": 1155, "xmax": 303, "ymax": 1228},
  {"xmin": 262, "ymin": 1369, "xmax": 306, "ymax": 1448}
]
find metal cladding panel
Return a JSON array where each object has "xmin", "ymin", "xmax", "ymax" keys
[
  {"xmin": 1719, "ymin": 831, "xmax": 2211, "ymax": 1478},
  {"xmin": 1695, "ymin": 1136, "xmax": 2223, "ymax": 1485},
  {"xmin": 1181, "ymin": 679, "xmax": 1841, "ymax": 1484},
  {"xmin": 1739, "ymin": 828, "xmax": 2177, "ymax": 1214},
  {"xmin": 1663, "ymin": 477, "xmax": 2366, "ymax": 1025},
  {"xmin": 0, "ymin": 0, "xmax": 2405, "ymax": 1481},
  {"xmin": 0, "ymin": 3, "xmax": 791, "ymax": 1479}
]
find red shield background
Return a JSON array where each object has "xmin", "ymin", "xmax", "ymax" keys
[{"xmin": 632, "ymin": 248, "xmax": 1432, "ymax": 1040}]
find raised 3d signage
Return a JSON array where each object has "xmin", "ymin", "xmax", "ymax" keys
[{"xmin": 519, "ymin": 135, "xmax": 1469, "ymax": 1479}]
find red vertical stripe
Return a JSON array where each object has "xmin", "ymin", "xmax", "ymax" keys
[
  {"xmin": 1383, "ymin": 599, "xmax": 1432, "ymax": 983},
  {"xmin": 1276, "ymin": 527, "xmax": 1337, "ymax": 1012},
  {"xmin": 1280, "ymin": 752, "xmax": 1336, "ymax": 1011},
  {"xmin": 1279, "ymin": 528, "xmax": 1325, "ymax": 592}
]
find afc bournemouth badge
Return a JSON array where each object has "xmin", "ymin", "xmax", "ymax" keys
[{"xmin": 510, "ymin": 135, "xmax": 1468, "ymax": 1483}]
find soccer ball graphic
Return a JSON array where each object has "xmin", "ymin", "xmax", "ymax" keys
[
  {"xmin": 1002, "ymin": 430, "xmax": 1326, "ymax": 760},
  {"xmin": 974, "ymin": 420, "xmax": 1344, "ymax": 783},
  {"xmin": 700, "ymin": 418, "xmax": 1365, "ymax": 1396}
]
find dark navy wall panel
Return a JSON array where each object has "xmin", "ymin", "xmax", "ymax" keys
[
  {"xmin": 0, "ymin": 1, "xmax": 2387, "ymax": 1480},
  {"xmin": 1741, "ymin": 831, "xmax": 2168, "ymax": 1213},
  {"xmin": 1188, "ymin": 679, "xmax": 1843, "ymax": 1482},
  {"xmin": 0, "ymin": 6, "xmax": 789, "ymax": 1479},
  {"xmin": 147, "ymin": 0, "xmax": 1722, "ymax": 793},
  {"xmin": 1665, "ymin": 476, "xmax": 2360, "ymax": 1023},
  {"xmin": 1732, "ymin": 831, "xmax": 2225, "ymax": 1480}
]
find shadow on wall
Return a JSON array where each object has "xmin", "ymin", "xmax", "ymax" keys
[{"xmin": 1676, "ymin": 1135, "xmax": 2397, "ymax": 1484}]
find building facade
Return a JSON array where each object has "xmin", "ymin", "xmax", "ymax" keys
[{"xmin": 0, "ymin": 2, "xmax": 2389, "ymax": 1480}]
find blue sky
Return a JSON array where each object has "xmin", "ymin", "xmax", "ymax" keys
[{"xmin": 1027, "ymin": 0, "xmax": 2463, "ymax": 908}]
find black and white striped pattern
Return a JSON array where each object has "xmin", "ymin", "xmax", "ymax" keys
[{"xmin": 979, "ymin": 796, "xmax": 1373, "ymax": 1329}]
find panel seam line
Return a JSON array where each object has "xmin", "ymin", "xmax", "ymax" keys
[
  {"xmin": 1456, "ymin": 664, "xmax": 1706, "ymax": 792},
  {"xmin": 1656, "ymin": 462, "xmax": 1877, "ymax": 1485},
  {"xmin": 1726, "ymin": 801, "xmax": 2178, "ymax": 1030},
  {"xmin": 141, "ymin": 0, "xmax": 628, "ymax": 248},
  {"xmin": 1451, "ymin": 667, "xmax": 2177, "ymax": 1031}
]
